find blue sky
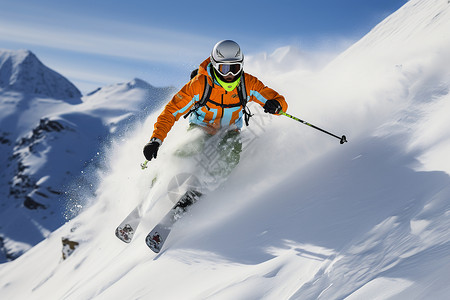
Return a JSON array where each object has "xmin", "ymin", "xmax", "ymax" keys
[{"xmin": 0, "ymin": 0, "xmax": 407, "ymax": 94}]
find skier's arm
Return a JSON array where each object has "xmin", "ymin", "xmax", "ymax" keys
[
  {"xmin": 150, "ymin": 79, "xmax": 200, "ymax": 142},
  {"xmin": 245, "ymin": 74, "xmax": 288, "ymax": 114}
]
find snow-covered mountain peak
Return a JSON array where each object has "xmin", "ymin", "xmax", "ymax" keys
[
  {"xmin": 82, "ymin": 77, "xmax": 174, "ymax": 119},
  {"xmin": 0, "ymin": 49, "xmax": 81, "ymax": 100},
  {"xmin": 127, "ymin": 77, "xmax": 155, "ymax": 89},
  {"xmin": 87, "ymin": 77, "xmax": 157, "ymax": 97}
]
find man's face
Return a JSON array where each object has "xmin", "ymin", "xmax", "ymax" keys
[{"xmin": 223, "ymin": 73, "xmax": 236, "ymax": 83}]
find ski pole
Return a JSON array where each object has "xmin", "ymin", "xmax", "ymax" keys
[
  {"xmin": 140, "ymin": 160, "xmax": 149, "ymax": 170},
  {"xmin": 279, "ymin": 110, "xmax": 348, "ymax": 144}
]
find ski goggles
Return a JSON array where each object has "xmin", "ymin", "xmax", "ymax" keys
[{"xmin": 214, "ymin": 62, "xmax": 243, "ymax": 76}]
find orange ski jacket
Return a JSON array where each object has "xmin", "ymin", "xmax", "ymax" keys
[{"xmin": 150, "ymin": 58, "xmax": 288, "ymax": 142}]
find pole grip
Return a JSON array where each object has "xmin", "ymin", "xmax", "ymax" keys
[{"xmin": 140, "ymin": 160, "xmax": 149, "ymax": 170}]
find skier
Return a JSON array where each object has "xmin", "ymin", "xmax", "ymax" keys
[
  {"xmin": 143, "ymin": 40, "xmax": 288, "ymax": 179},
  {"xmin": 139, "ymin": 40, "xmax": 289, "ymax": 252}
]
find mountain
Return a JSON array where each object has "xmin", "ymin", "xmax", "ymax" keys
[
  {"xmin": 0, "ymin": 49, "xmax": 81, "ymax": 100},
  {"xmin": 0, "ymin": 49, "xmax": 175, "ymax": 262},
  {"xmin": 0, "ymin": 0, "xmax": 450, "ymax": 298}
]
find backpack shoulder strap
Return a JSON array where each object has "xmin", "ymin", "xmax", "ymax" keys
[
  {"xmin": 237, "ymin": 73, "xmax": 247, "ymax": 106},
  {"xmin": 237, "ymin": 73, "xmax": 252, "ymax": 126},
  {"xmin": 184, "ymin": 75, "xmax": 212, "ymax": 119},
  {"xmin": 200, "ymin": 75, "xmax": 212, "ymax": 106}
]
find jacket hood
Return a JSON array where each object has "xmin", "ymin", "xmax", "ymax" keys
[
  {"xmin": 199, "ymin": 57, "xmax": 211, "ymax": 75},
  {"xmin": 198, "ymin": 57, "xmax": 214, "ymax": 85}
]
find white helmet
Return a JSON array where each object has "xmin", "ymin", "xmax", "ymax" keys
[{"xmin": 210, "ymin": 40, "xmax": 244, "ymax": 79}]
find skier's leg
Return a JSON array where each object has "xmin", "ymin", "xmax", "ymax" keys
[
  {"xmin": 173, "ymin": 124, "xmax": 209, "ymax": 158},
  {"xmin": 206, "ymin": 129, "xmax": 242, "ymax": 180},
  {"xmin": 218, "ymin": 129, "xmax": 242, "ymax": 176},
  {"xmin": 167, "ymin": 124, "xmax": 209, "ymax": 207}
]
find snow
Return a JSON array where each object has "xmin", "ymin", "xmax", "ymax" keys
[
  {"xmin": 1, "ymin": 0, "xmax": 450, "ymax": 299},
  {"xmin": 344, "ymin": 277, "xmax": 414, "ymax": 300}
]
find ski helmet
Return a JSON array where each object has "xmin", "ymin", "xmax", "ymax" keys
[{"xmin": 210, "ymin": 40, "xmax": 244, "ymax": 89}]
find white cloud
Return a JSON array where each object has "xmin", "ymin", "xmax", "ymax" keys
[{"xmin": 0, "ymin": 13, "xmax": 214, "ymax": 65}]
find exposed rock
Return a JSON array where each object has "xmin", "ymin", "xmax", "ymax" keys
[{"xmin": 61, "ymin": 238, "xmax": 79, "ymax": 260}]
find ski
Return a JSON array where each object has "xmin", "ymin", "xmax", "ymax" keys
[
  {"xmin": 115, "ymin": 175, "xmax": 158, "ymax": 243},
  {"xmin": 145, "ymin": 190, "xmax": 202, "ymax": 253},
  {"xmin": 115, "ymin": 204, "xmax": 143, "ymax": 243}
]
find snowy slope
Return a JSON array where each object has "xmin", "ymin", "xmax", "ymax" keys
[{"xmin": 1, "ymin": 0, "xmax": 450, "ymax": 299}]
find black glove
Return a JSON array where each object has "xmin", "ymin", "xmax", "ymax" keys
[
  {"xmin": 143, "ymin": 138, "xmax": 161, "ymax": 161},
  {"xmin": 263, "ymin": 99, "xmax": 282, "ymax": 114}
]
